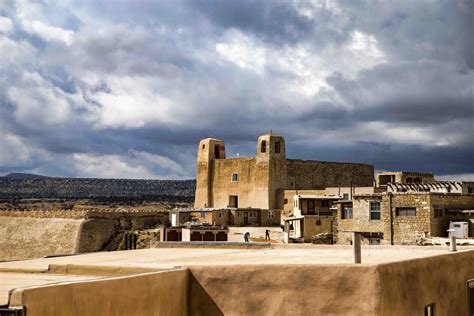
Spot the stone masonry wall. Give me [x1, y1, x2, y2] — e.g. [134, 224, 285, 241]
[382, 193, 431, 245]
[337, 196, 385, 244]
[285, 159, 374, 190]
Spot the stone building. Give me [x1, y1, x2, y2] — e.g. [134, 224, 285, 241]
[336, 189, 474, 245]
[194, 133, 374, 211]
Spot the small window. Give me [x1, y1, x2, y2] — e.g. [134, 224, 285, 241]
[433, 208, 443, 218]
[261, 140, 266, 153]
[229, 195, 238, 208]
[219, 212, 225, 218]
[424, 303, 435, 316]
[214, 145, 221, 158]
[284, 198, 288, 205]
[275, 141, 281, 153]
[396, 207, 416, 217]
[370, 201, 381, 220]
[202, 144, 205, 149]
[268, 210, 274, 219]
[200, 212, 206, 218]
[341, 203, 353, 219]
[231, 173, 238, 182]
[321, 200, 330, 207]
[343, 193, 349, 200]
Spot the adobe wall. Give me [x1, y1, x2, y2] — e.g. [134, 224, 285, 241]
[9, 269, 189, 316]
[285, 159, 374, 190]
[0, 216, 117, 261]
[0, 217, 84, 261]
[378, 250, 474, 315]
[188, 265, 381, 316]
[211, 158, 271, 209]
[302, 216, 333, 240]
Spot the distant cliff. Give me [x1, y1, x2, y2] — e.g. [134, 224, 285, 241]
[0, 176, 196, 200]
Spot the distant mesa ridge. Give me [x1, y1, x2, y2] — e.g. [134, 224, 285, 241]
[3, 172, 49, 179]
[0, 173, 196, 200]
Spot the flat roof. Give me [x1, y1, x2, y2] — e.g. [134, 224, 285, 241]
[1, 245, 472, 272]
[1, 245, 473, 307]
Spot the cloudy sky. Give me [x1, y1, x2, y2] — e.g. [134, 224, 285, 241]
[0, 0, 472, 180]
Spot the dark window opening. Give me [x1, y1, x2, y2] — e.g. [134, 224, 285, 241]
[321, 200, 330, 208]
[214, 145, 221, 158]
[231, 173, 238, 182]
[229, 195, 238, 208]
[261, 140, 266, 153]
[341, 203, 353, 219]
[434, 208, 443, 218]
[307, 200, 315, 215]
[284, 198, 288, 205]
[202, 144, 205, 149]
[275, 141, 281, 153]
[396, 207, 416, 217]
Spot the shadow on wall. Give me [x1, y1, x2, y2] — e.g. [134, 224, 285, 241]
[189, 273, 224, 316]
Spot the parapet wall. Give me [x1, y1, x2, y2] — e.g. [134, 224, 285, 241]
[9, 269, 189, 316]
[188, 264, 381, 315]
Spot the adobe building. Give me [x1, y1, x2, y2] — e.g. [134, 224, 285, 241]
[195, 133, 374, 211]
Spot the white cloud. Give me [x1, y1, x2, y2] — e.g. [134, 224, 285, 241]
[72, 150, 186, 179]
[0, 16, 13, 33]
[22, 20, 74, 46]
[216, 30, 267, 74]
[7, 71, 72, 125]
[72, 153, 154, 179]
[345, 30, 386, 70]
[88, 76, 178, 129]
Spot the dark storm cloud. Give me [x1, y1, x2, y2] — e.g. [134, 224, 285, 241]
[0, 0, 472, 179]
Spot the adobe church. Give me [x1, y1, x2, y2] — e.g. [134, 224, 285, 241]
[195, 133, 374, 210]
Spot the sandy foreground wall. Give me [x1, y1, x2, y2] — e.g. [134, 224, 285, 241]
[188, 251, 474, 315]
[0, 217, 116, 261]
[9, 269, 189, 316]
[5, 251, 474, 315]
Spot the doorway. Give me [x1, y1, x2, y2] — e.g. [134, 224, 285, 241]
[243, 212, 249, 225]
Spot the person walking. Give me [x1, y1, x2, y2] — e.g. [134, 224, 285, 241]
[265, 229, 271, 241]
[244, 231, 250, 242]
